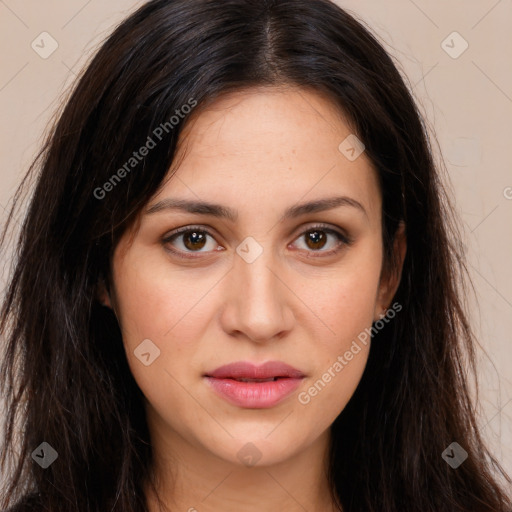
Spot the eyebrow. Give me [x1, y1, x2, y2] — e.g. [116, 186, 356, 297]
[145, 195, 367, 222]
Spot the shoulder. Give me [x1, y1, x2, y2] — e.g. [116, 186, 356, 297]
[3, 493, 43, 512]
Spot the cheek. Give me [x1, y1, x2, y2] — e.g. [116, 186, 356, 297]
[298, 344, 369, 430]
[110, 252, 221, 406]
[296, 274, 374, 425]
[293, 244, 381, 418]
[298, 244, 382, 348]
[111, 250, 219, 346]
[114, 267, 206, 434]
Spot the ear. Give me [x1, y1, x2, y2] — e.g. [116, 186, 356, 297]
[374, 221, 406, 321]
[96, 278, 112, 309]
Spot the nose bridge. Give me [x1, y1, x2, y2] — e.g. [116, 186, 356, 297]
[224, 241, 292, 342]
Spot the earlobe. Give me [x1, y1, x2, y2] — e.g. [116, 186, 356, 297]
[374, 221, 407, 322]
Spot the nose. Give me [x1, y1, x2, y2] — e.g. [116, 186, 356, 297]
[219, 247, 295, 343]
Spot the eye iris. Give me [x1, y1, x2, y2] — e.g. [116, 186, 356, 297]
[306, 230, 326, 250]
[183, 231, 207, 250]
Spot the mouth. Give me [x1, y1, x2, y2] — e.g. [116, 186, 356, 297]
[203, 361, 305, 408]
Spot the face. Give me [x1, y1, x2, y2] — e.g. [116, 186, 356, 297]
[102, 87, 404, 469]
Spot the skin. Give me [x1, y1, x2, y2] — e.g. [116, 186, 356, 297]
[99, 86, 406, 512]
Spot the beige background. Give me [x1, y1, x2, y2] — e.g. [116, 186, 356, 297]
[1, 0, 511, 482]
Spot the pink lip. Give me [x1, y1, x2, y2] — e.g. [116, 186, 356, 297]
[204, 361, 305, 409]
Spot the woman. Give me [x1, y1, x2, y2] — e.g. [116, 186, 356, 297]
[1, 0, 510, 510]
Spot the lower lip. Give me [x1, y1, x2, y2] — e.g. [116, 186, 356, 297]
[204, 376, 303, 408]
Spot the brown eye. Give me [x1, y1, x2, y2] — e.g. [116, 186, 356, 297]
[163, 224, 352, 260]
[163, 227, 219, 257]
[291, 225, 351, 256]
[304, 230, 327, 250]
[182, 231, 207, 251]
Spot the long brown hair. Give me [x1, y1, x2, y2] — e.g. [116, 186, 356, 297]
[1, 0, 511, 510]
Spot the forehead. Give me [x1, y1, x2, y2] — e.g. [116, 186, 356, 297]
[149, 87, 381, 225]
[176, 86, 357, 165]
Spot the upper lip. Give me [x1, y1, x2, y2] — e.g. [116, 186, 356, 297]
[204, 361, 305, 379]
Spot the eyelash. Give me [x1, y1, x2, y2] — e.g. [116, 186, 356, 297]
[162, 224, 353, 260]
